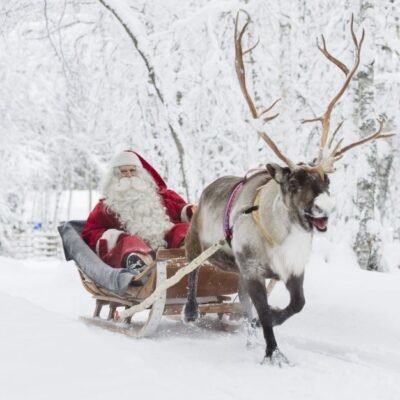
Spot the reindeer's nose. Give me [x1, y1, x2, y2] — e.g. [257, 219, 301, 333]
[313, 192, 334, 216]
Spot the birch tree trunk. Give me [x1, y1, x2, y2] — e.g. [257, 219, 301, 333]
[353, 2, 383, 271]
[278, 14, 292, 104]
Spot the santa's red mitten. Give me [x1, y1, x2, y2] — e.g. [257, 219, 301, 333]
[98, 239, 108, 258]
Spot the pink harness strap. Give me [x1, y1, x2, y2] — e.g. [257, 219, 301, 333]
[223, 180, 244, 245]
[222, 168, 267, 246]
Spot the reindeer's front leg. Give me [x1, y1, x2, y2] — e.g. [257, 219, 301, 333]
[244, 277, 279, 358]
[270, 274, 305, 326]
[237, 250, 285, 363]
[239, 273, 287, 365]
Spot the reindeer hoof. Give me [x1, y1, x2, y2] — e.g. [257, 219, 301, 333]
[182, 303, 199, 323]
[250, 318, 261, 328]
[261, 348, 291, 367]
[244, 318, 260, 348]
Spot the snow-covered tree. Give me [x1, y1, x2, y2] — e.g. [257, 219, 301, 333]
[0, 0, 398, 269]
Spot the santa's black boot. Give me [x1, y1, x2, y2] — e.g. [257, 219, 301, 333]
[125, 253, 147, 274]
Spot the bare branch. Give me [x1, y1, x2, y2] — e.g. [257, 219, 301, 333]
[97, 0, 190, 199]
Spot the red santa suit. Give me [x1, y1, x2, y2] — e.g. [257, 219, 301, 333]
[81, 151, 193, 268]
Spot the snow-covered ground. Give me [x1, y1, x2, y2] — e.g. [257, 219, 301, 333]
[0, 236, 399, 400]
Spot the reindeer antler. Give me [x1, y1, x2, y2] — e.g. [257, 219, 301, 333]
[235, 12, 394, 175]
[234, 10, 297, 170]
[332, 116, 395, 159]
[302, 14, 394, 173]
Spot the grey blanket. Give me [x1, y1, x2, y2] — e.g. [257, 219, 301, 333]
[58, 221, 134, 294]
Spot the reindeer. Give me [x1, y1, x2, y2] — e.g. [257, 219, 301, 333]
[184, 11, 394, 365]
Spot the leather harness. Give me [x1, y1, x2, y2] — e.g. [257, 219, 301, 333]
[223, 169, 275, 247]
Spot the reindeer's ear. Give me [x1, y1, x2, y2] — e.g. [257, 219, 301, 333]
[266, 163, 290, 184]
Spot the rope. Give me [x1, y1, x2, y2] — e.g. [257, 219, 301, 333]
[117, 239, 226, 320]
[252, 190, 276, 246]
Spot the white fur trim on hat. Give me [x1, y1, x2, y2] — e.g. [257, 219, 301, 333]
[111, 151, 142, 168]
[180, 204, 192, 223]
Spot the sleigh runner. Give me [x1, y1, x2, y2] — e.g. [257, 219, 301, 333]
[58, 221, 242, 337]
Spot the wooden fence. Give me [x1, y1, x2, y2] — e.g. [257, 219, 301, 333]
[11, 231, 63, 259]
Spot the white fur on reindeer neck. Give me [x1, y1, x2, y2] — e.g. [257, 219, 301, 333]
[257, 181, 313, 282]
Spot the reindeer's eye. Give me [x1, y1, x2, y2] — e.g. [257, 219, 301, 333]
[288, 179, 299, 193]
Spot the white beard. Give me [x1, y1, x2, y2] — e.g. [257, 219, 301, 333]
[103, 168, 173, 249]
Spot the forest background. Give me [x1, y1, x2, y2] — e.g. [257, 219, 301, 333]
[0, 0, 399, 271]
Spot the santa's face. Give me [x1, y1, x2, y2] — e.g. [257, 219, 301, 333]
[105, 165, 157, 196]
[118, 165, 137, 178]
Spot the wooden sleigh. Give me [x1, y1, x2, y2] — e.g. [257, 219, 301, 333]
[58, 221, 242, 337]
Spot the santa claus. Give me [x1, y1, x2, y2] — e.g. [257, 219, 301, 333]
[81, 150, 194, 274]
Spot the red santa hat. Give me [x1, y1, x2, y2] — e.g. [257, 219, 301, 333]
[111, 151, 142, 168]
[105, 150, 167, 192]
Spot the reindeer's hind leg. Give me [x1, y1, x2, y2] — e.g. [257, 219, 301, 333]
[183, 217, 202, 322]
[238, 276, 254, 321]
[184, 269, 200, 322]
[238, 276, 258, 346]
